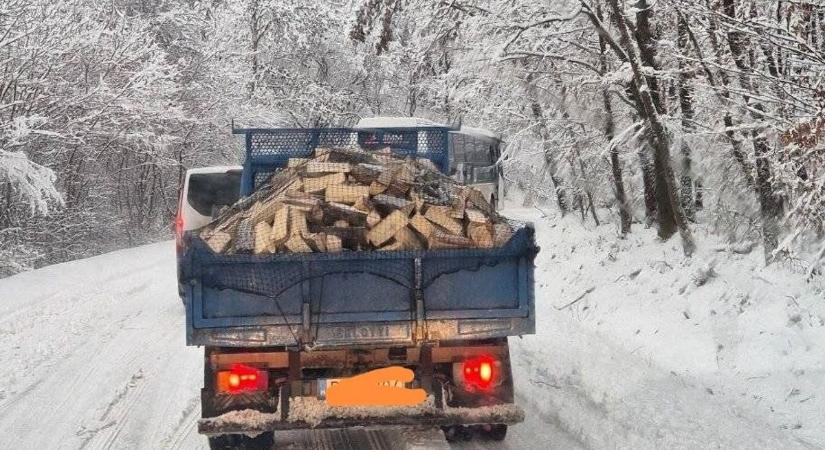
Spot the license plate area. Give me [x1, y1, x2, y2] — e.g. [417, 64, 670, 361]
[317, 377, 408, 400]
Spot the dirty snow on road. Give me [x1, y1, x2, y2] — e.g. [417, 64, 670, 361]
[1, 208, 822, 449]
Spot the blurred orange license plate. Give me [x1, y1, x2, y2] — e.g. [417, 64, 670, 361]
[322, 366, 427, 407]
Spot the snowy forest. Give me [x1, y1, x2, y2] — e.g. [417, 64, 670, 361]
[2, 0, 824, 277]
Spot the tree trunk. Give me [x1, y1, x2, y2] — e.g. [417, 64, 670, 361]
[598, 3, 631, 235]
[677, 14, 696, 221]
[722, 0, 783, 263]
[606, 0, 696, 256]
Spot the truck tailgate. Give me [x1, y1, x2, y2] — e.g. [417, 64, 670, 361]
[182, 223, 537, 347]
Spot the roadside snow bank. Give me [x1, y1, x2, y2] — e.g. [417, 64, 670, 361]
[508, 209, 825, 449]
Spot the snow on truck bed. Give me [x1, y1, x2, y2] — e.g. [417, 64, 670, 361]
[0, 207, 823, 449]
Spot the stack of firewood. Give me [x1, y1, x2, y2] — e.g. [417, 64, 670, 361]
[198, 148, 513, 254]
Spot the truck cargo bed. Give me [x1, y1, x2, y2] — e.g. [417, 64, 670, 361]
[181, 223, 537, 348]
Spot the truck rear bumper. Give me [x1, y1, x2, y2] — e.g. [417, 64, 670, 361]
[198, 402, 524, 436]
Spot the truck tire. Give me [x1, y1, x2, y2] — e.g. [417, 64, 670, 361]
[208, 433, 274, 450]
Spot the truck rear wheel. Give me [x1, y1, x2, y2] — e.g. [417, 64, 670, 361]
[207, 433, 274, 450]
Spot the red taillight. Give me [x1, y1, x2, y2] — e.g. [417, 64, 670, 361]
[216, 364, 268, 394]
[175, 214, 185, 252]
[462, 355, 497, 390]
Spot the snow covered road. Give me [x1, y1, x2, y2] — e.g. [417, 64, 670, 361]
[2, 208, 822, 449]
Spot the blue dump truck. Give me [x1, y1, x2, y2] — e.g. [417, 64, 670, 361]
[178, 125, 538, 449]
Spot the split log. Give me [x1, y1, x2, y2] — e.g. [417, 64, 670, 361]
[303, 172, 346, 193]
[235, 219, 255, 253]
[429, 230, 474, 249]
[254, 221, 272, 254]
[326, 185, 370, 204]
[464, 187, 493, 215]
[269, 206, 290, 247]
[206, 232, 231, 253]
[424, 206, 463, 235]
[393, 226, 423, 250]
[250, 199, 285, 225]
[465, 209, 487, 224]
[320, 227, 368, 250]
[325, 234, 343, 252]
[367, 210, 409, 246]
[322, 202, 367, 226]
[372, 194, 414, 216]
[366, 210, 382, 228]
[353, 195, 372, 212]
[304, 233, 327, 252]
[306, 162, 351, 174]
[289, 208, 308, 237]
[468, 222, 494, 249]
[409, 214, 434, 240]
[369, 181, 388, 196]
[350, 164, 382, 184]
[284, 235, 313, 253]
[288, 158, 309, 168]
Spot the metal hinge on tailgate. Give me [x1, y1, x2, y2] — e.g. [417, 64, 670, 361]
[414, 258, 425, 343]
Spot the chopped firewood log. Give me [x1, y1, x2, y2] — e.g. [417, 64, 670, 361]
[367, 210, 409, 246]
[366, 210, 381, 228]
[493, 223, 513, 247]
[289, 208, 308, 237]
[468, 222, 494, 248]
[269, 206, 289, 247]
[384, 165, 413, 198]
[350, 164, 382, 184]
[282, 194, 320, 212]
[409, 214, 434, 240]
[304, 233, 327, 252]
[254, 221, 272, 254]
[465, 209, 487, 224]
[206, 231, 231, 253]
[320, 227, 367, 249]
[369, 180, 388, 196]
[353, 195, 371, 212]
[325, 234, 343, 252]
[376, 167, 395, 186]
[464, 187, 493, 215]
[424, 206, 464, 235]
[372, 194, 414, 216]
[249, 199, 284, 225]
[393, 226, 423, 250]
[308, 205, 324, 224]
[306, 162, 351, 174]
[303, 172, 346, 193]
[197, 147, 514, 255]
[429, 229, 474, 249]
[286, 178, 304, 192]
[288, 158, 309, 168]
[450, 190, 467, 219]
[322, 202, 367, 226]
[284, 235, 313, 253]
[235, 219, 255, 253]
[326, 185, 370, 204]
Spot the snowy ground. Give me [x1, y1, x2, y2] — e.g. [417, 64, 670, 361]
[0, 208, 822, 449]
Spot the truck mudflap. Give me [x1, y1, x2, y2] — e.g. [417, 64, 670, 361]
[198, 398, 524, 436]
